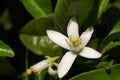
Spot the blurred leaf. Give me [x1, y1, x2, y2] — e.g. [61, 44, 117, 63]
[21, 0, 52, 18]
[98, 0, 109, 19]
[101, 20, 120, 47]
[108, 0, 120, 9]
[54, 0, 99, 33]
[20, 34, 63, 56]
[20, 15, 54, 35]
[0, 9, 12, 31]
[0, 41, 14, 57]
[96, 60, 113, 69]
[70, 64, 120, 80]
[35, 68, 59, 80]
[101, 41, 120, 54]
[0, 63, 15, 76]
[35, 68, 48, 80]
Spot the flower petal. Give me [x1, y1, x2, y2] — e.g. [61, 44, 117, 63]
[31, 60, 49, 73]
[58, 51, 77, 78]
[67, 17, 79, 38]
[47, 30, 70, 50]
[80, 26, 94, 47]
[48, 62, 58, 75]
[79, 47, 102, 59]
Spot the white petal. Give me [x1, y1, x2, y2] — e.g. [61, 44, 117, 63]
[48, 62, 58, 76]
[67, 17, 79, 38]
[47, 30, 70, 50]
[80, 26, 94, 47]
[79, 47, 102, 59]
[31, 60, 48, 73]
[58, 51, 77, 78]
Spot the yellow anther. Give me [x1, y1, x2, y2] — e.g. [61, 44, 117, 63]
[26, 68, 33, 75]
[69, 36, 81, 47]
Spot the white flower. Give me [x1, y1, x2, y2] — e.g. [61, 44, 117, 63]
[47, 17, 102, 78]
[26, 56, 59, 76]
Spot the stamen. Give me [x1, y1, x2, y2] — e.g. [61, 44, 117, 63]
[69, 36, 82, 47]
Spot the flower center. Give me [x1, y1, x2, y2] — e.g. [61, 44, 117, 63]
[69, 36, 82, 47]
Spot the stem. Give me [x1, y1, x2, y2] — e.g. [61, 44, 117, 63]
[25, 49, 28, 80]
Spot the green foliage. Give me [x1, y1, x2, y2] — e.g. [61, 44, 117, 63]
[98, 0, 109, 19]
[20, 34, 62, 56]
[20, 15, 54, 35]
[21, 0, 52, 18]
[108, 0, 120, 9]
[0, 63, 15, 76]
[0, 41, 14, 57]
[54, 0, 99, 33]
[1, 0, 120, 79]
[0, 9, 12, 31]
[70, 64, 120, 80]
[101, 20, 120, 47]
[101, 41, 120, 54]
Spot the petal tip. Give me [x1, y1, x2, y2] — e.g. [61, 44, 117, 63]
[87, 26, 94, 33]
[97, 53, 102, 58]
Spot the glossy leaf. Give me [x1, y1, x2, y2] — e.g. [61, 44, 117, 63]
[20, 15, 54, 35]
[0, 41, 14, 57]
[70, 64, 120, 80]
[54, 0, 99, 33]
[21, 0, 52, 18]
[101, 20, 120, 47]
[98, 0, 109, 19]
[20, 34, 63, 56]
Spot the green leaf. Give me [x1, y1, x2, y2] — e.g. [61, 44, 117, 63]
[98, 0, 109, 19]
[20, 15, 54, 35]
[87, 38, 99, 50]
[101, 20, 120, 47]
[108, 0, 120, 9]
[20, 34, 63, 56]
[35, 68, 48, 80]
[101, 41, 120, 54]
[70, 64, 120, 80]
[21, 0, 52, 18]
[0, 63, 15, 76]
[0, 9, 12, 31]
[96, 60, 113, 69]
[0, 41, 14, 57]
[54, 0, 99, 33]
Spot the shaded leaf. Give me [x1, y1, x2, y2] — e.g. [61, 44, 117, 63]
[101, 41, 120, 54]
[21, 0, 52, 18]
[0, 41, 14, 57]
[20, 34, 63, 56]
[108, 0, 120, 9]
[0, 9, 12, 31]
[96, 60, 113, 69]
[0, 63, 15, 76]
[54, 0, 99, 33]
[87, 38, 99, 50]
[35, 68, 48, 80]
[101, 20, 120, 47]
[98, 0, 109, 19]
